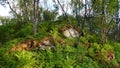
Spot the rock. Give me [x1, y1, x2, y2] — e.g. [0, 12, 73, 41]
[42, 39, 51, 45]
[37, 37, 56, 50]
[8, 39, 37, 53]
[38, 44, 55, 50]
[59, 25, 80, 38]
[63, 28, 79, 38]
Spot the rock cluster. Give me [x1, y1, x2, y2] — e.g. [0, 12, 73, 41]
[9, 37, 55, 53]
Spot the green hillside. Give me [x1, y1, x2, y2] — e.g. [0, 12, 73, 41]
[0, 21, 120, 68]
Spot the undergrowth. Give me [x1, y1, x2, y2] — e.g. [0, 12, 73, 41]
[0, 22, 120, 68]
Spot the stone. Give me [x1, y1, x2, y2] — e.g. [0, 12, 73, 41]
[37, 37, 55, 50]
[63, 28, 79, 38]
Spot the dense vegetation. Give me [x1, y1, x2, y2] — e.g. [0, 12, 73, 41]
[0, 0, 120, 68]
[0, 21, 120, 68]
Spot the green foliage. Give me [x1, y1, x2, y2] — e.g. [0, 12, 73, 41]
[88, 42, 117, 67]
[43, 10, 58, 21]
[57, 14, 76, 22]
[14, 23, 33, 38]
[0, 51, 37, 68]
[0, 23, 15, 44]
[0, 22, 34, 44]
[112, 42, 120, 62]
[74, 56, 101, 68]
[88, 43, 101, 58]
[80, 36, 88, 43]
[71, 0, 83, 15]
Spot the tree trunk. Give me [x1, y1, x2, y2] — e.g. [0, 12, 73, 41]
[33, 0, 37, 37]
[100, 0, 107, 45]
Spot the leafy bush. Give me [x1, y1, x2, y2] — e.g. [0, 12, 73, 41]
[14, 23, 33, 38]
[0, 51, 37, 68]
[43, 10, 58, 21]
[112, 42, 120, 62]
[0, 23, 15, 44]
[73, 56, 101, 68]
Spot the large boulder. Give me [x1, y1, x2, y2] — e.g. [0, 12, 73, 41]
[63, 28, 79, 38]
[59, 25, 80, 38]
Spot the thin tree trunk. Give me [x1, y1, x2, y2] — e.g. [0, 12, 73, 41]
[100, 0, 107, 45]
[33, 0, 39, 37]
[33, 0, 37, 37]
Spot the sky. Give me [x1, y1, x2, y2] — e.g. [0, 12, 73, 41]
[0, 0, 89, 17]
[0, 5, 10, 16]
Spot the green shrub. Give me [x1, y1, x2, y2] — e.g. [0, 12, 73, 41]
[14, 24, 33, 38]
[0, 51, 37, 68]
[112, 42, 120, 62]
[73, 56, 101, 68]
